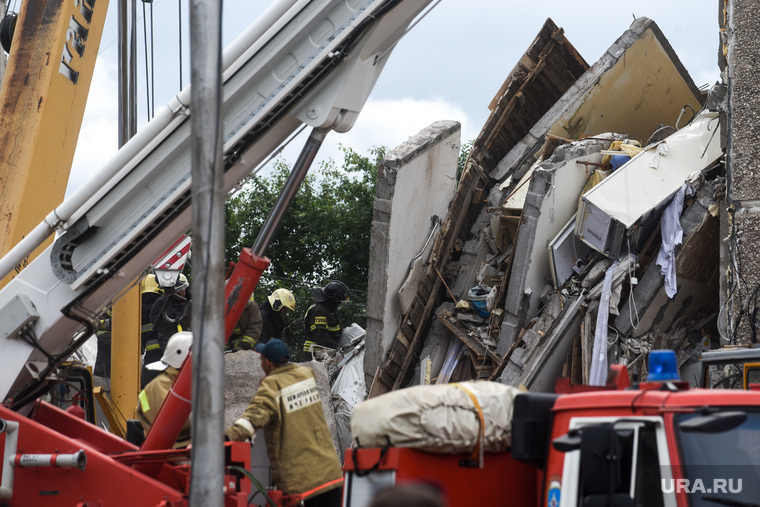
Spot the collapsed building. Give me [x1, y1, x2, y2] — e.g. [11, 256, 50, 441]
[362, 17, 726, 397]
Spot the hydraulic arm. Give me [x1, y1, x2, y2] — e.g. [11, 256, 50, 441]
[0, 0, 434, 407]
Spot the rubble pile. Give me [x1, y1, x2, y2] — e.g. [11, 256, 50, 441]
[367, 16, 730, 396]
[419, 117, 724, 391]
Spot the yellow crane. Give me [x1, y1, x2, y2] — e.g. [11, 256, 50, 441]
[0, 0, 141, 434]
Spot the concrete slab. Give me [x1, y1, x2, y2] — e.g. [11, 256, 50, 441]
[493, 17, 704, 182]
[365, 120, 460, 385]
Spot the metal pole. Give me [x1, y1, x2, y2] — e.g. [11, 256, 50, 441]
[189, 0, 224, 504]
[129, 0, 137, 135]
[251, 128, 327, 258]
[117, 0, 128, 146]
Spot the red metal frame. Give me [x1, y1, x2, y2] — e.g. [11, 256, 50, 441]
[0, 403, 187, 506]
[344, 447, 540, 506]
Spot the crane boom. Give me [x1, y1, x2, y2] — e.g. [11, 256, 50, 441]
[0, 0, 435, 403]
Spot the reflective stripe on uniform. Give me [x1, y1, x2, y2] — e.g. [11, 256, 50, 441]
[139, 390, 150, 413]
[145, 342, 161, 351]
[309, 317, 340, 333]
[240, 335, 257, 347]
[303, 340, 332, 352]
[141, 323, 153, 333]
[234, 418, 255, 436]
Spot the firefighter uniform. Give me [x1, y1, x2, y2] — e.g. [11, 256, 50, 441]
[227, 299, 263, 350]
[144, 292, 191, 387]
[225, 362, 343, 500]
[136, 366, 191, 448]
[259, 299, 285, 342]
[304, 301, 342, 349]
[140, 274, 162, 352]
[94, 308, 112, 377]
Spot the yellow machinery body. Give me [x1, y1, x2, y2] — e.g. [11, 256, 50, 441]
[0, 0, 109, 278]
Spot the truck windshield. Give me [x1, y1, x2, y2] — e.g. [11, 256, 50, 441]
[676, 411, 760, 506]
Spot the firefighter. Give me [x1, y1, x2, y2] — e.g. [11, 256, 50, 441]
[136, 331, 193, 447]
[93, 307, 112, 378]
[143, 274, 191, 386]
[225, 339, 343, 506]
[140, 273, 163, 353]
[259, 288, 296, 342]
[226, 297, 263, 351]
[304, 280, 349, 350]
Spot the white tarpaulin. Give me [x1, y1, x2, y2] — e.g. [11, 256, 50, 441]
[351, 380, 519, 454]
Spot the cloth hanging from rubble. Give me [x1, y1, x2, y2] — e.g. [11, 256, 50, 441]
[590, 261, 618, 386]
[656, 182, 696, 298]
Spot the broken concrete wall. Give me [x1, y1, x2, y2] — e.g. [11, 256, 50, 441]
[368, 17, 720, 398]
[497, 137, 620, 356]
[364, 121, 460, 385]
[493, 17, 703, 182]
[491, 17, 705, 357]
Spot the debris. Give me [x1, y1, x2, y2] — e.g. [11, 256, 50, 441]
[366, 17, 723, 399]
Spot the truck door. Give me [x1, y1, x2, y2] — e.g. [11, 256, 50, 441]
[558, 417, 676, 507]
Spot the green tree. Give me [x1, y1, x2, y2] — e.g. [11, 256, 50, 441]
[224, 145, 385, 358]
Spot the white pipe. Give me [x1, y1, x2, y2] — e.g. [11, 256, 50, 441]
[16, 450, 87, 470]
[0, 0, 304, 282]
[0, 420, 18, 500]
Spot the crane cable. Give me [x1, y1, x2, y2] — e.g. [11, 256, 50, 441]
[177, 0, 183, 90]
[141, 0, 156, 119]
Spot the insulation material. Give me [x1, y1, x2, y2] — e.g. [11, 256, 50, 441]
[590, 261, 618, 386]
[331, 350, 366, 408]
[351, 381, 519, 453]
[437, 340, 465, 384]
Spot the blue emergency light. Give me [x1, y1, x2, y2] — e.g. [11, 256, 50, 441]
[647, 350, 680, 381]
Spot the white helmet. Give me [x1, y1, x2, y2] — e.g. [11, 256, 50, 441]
[146, 331, 193, 370]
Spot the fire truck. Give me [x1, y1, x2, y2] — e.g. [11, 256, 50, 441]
[0, 0, 436, 504]
[343, 350, 760, 507]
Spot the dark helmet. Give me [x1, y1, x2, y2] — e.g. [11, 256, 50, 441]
[323, 280, 349, 302]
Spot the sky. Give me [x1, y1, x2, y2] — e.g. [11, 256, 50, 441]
[67, 0, 721, 198]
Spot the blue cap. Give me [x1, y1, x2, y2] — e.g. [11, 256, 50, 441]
[254, 339, 290, 363]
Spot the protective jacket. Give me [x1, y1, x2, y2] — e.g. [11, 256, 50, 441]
[259, 300, 284, 342]
[227, 300, 263, 350]
[225, 363, 342, 497]
[94, 308, 112, 377]
[136, 367, 191, 448]
[304, 302, 342, 349]
[144, 294, 191, 386]
[141, 291, 161, 350]
[150, 294, 192, 343]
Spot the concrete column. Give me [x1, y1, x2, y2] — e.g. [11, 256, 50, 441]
[723, 0, 760, 344]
